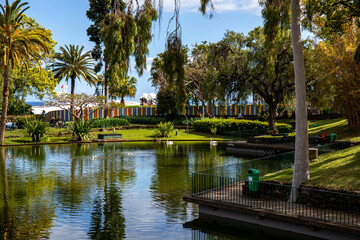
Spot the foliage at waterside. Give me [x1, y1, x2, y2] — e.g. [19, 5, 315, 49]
[193, 118, 292, 133]
[70, 120, 93, 141]
[156, 122, 174, 137]
[25, 119, 49, 142]
[91, 118, 129, 128]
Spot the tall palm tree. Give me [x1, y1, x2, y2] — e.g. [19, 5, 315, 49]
[110, 76, 137, 105]
[0, 0, 50, 145]
[51, 45, 97, 110]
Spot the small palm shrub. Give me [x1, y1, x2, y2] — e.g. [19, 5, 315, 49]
[25, 119, 49, 142]
[156, 122, 174, 137]
[70, 120, 93, 141]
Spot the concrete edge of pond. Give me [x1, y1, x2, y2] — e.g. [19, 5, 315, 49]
[0, 139, 232, 147]
[183, 195, 360, 240]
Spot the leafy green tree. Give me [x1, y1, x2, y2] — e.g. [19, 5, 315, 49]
[109, 76, 137, 104]
[100, 0, 157, 90]
[302, 0, 360, 41]
[51, 45, 97, 110]
[155, 88, 177, 116]
[86, 0, 111, 102]
[185, 43, 221, 117]
[0, 0, 51, 145]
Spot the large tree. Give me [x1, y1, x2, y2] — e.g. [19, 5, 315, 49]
[86, 0, 111, 101]
[256, 0, 309, 198]
[51, 45, 97, 110]
[100, 0, 157, 97]
[0, 0, 51, 145]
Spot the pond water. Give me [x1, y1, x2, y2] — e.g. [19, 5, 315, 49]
[0, 142, 293, 239]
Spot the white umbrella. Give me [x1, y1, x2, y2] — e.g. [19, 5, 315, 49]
[148, 93, 156, 100]
[141, 93, 149, 99]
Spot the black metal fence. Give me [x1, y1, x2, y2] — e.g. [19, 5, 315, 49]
[191, 142, 359, 227]
[192, 174, 360, 226]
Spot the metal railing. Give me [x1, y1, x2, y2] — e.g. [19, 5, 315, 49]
[191, 141, 358, 227]
[192, 174, 360, 226]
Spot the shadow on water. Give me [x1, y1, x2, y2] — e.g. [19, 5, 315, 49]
[183, 216, 325, 240]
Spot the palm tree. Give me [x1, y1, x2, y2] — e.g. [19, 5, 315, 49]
[0, 0, 50, 145]
[51, 45, 97, 110]
[110, 76, 137, 105]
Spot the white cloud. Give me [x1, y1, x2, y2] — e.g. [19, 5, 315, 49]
[159, 0, 260, 14]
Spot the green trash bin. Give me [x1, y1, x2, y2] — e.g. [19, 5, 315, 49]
[330, 133, 337, 142]
[248, 169, 260, 191]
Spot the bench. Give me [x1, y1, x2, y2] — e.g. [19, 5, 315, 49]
[98, 133, 123, 140]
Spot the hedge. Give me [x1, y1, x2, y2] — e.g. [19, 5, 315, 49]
[193, 118, 293, 133]
[91, 118, 130, 128]
[123, 116, 201, 125]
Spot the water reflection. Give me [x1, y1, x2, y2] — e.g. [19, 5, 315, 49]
[0, 142, 293, 239]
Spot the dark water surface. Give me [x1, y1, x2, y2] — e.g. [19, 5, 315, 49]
[0, 142, 291, 239]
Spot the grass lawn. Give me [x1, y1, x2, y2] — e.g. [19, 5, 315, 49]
[2, 127, 231, 145]
[277, 118, 360, 141]
[262, 144, 360, 191]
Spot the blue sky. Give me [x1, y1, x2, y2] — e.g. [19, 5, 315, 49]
[23, 0, 263, 102]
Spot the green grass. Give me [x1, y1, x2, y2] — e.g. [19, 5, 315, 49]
[262, 144, 360, 191]
[2, 127, 231, 145]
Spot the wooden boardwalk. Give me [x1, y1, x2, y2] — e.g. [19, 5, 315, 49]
[194, 182, 360, 227]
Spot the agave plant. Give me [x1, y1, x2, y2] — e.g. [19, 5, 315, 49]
[70, 120, 93, 141]
[25, 119, 49, 142]
[156, 122, 174, 137]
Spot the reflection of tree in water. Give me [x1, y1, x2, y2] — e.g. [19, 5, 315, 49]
[0, 147, 55, 239]
[54, 144, 94, 213]
[150, 143, 222, 221]
[8, 145, 46, 170]
[88, 143, 132, 240]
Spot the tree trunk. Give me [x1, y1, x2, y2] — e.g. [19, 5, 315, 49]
[0, 65, 10, 145]
[290, 0, 309, 202]
[268, 102, 277, 133]
[0, 148, 9, 238]
[70, 76, 76, 112]
[104, 62, 109, 118]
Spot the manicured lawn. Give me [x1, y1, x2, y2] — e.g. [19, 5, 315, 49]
[262, 144, 360, 191]
[2, 127, 231, 145]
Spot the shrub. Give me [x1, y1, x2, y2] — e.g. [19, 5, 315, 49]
[91, 118, 130, 128]
[156, 122, 174, 137]
[193, 118, 293, 133]
[15, 116, 36, 129]
[70, 120, 93, 141]
[25, 119, 48, 142]
[123, 116, 201, 125]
